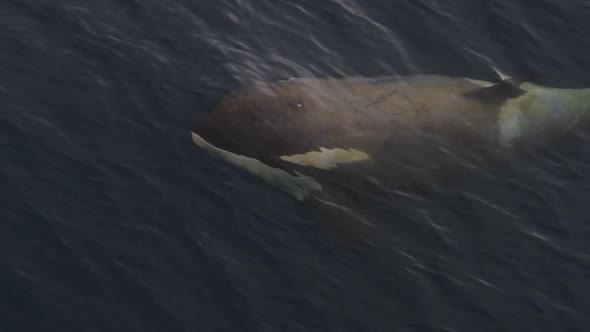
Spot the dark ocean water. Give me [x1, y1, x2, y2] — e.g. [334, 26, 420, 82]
[2, 0, 590, 331]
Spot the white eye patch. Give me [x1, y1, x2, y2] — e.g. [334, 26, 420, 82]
[280, 148, 370, 170]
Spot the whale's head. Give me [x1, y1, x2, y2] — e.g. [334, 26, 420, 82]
[497, 83, 590, 146]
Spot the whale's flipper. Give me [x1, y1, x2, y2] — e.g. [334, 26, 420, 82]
[464, 73, 543, 103]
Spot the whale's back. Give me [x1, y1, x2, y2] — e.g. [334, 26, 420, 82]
[192, 75, 510, 189]
[194, 75, 500, 157]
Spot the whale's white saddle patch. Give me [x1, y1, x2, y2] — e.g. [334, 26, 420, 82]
[191, 132, 322, 200]
[497, 103, 523, 146]
[497, 85, 578, 146]
[280, 148, 370, 170]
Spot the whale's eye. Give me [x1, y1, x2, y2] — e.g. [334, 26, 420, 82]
[287, 101, 305, 110]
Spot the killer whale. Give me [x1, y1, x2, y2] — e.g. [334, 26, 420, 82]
[191, 74, 590, 237]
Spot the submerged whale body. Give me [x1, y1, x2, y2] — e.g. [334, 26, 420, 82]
[191, 74, 590, 237]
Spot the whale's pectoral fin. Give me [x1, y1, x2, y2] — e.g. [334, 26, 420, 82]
[302, 195, 375, 243]
[464, 73, 543, 103]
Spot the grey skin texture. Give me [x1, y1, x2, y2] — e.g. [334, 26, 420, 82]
[191, 75, 590, 239]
